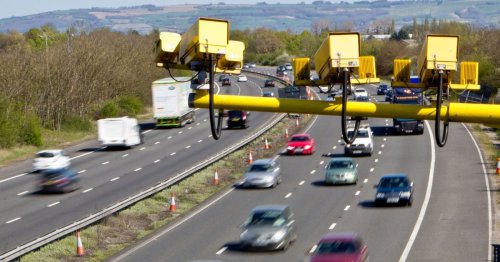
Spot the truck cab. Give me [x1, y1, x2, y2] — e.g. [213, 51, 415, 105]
[391, 88, 424, 135]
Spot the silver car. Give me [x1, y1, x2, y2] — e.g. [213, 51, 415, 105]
[240, 205, 297, 251]
[325, 157, 358, 185]
[242, 159, 281, 188]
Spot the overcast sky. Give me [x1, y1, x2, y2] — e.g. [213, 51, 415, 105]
[1, 0, 326, 19]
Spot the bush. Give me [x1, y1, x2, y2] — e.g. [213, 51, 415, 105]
[99, 100, 119, 118]
[61, 115, 93, 132]
[118, 95, 143, 116]
[19, 114, 43, 147]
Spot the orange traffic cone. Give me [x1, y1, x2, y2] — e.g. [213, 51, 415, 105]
[169, 192, 177, 212]
[285, 128, 289, 139]
[248, 151, 253, 164]
[496, 157, 500, 175]
[76, 230, 85, 257]
[214, 169, 219, 185]
[264, 138, 270, 150]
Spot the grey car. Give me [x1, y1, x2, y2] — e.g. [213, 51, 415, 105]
[325, 157, 358, 185]
[240, 205, 297, 251]
[242, 159, 281, 188]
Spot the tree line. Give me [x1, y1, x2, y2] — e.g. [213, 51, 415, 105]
[0, 20, 498, 148]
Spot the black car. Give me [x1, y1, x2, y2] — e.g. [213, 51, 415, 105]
[377, 84, 389, 95]
[264, 79, 275, 87]
[221, 77, 231, 86]
[218, 74, 228, 82]
[385, 89, 393, 102]
[39, 168, 80, 193]
[227, 110, 249, 129]
[374, 173, 413, 206]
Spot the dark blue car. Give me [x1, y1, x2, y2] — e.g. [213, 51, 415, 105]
[377, 84, 389, 95]
[39, 168, 80, 193]
[374, 174, 413, 206]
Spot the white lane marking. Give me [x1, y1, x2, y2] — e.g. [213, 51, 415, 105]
[196, 123, 200, 126]
[17, 191, 29, 196]
[320, 160, 324, 165]
[463, 123, 493, 260]
[378, 151, 382, 154]
[355, 191, 360, 196]
[0, 173, 27, 184]
[386, 123, 389, 126]
[122, 154, 128, 158]
[78, 170, 86, 174]
[47, 201, 60, 207]
[344, 205, 350, 211]
[142, 130, 152, 134]
[168, 136, 172, 139]
[399, 120, 435, 261]
[310, 170, 316, 174]
[6, 217, 21, 224]
[381, 144, 385, 148]
[309, 245, 318, 254]
[134, 168, 142, 172]
[329, 223, 337, 230]
[198, 140, 203, 143]
[299, 180, 305, 186]
[216, 246, 227, 255]
[140, 147, 146, 151]
[102, 161, 110, 165]
[285, 193, 292, 198]
[204, 119, 207, 122]
[337, 139, 341, 143]
[70, 147, 105, 160]
[384, 138, 387, 141]
[370, 168, 374, 173]
[385, 119, 388, 122]
[178, 131, 183, 134]
[374, 159, 379, 163]
[83, 188, 93, 193]
[170, 152, 176, 156]
[333, 146, 337, 150]
[155, 141, 160, 145]
[154, 160, 160, 163]
[110, 188, 236, 261]
[208, 135, 212, 138]
[110, 177, 120, 182]
[188, 127, 193, 130]
[186, 145, 191, 149]
[363, 179, 368, 183]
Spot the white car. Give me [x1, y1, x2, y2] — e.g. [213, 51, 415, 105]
[352, 88, 369, 101]
[33, 149, 71, 172]
[343, 125, 374, 156]
[238, 75, 248, 82]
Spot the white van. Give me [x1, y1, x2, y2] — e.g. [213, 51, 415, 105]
[97, 116, 143, 148]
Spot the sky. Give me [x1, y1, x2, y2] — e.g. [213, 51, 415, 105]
[1, 0, 325, 19]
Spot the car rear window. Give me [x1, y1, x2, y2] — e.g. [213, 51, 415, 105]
[316, 241, 358, 254]
[291, 136, 309, 142]
[329, 161, 352, 169]
[228, 111, 243, 117]
[380, 177, 409, 188]
[248, 211, 286, 227]
[248, 164, 271, 172]
[347, 130, 369, 138]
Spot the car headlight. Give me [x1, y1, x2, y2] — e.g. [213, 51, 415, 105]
[287, 146, 294, 150]
[376, 193, 385, 198]
[304, 145, 312, 150]
[271, 230, 286, 242]
[346, 144, 351, 148]
[400, 191, 411, 198]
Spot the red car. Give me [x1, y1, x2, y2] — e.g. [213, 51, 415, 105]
[286, 133, 315, 155]
[310, 232, 369, 262]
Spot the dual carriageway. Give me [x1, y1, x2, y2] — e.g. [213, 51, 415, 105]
[0, 69, 491, 261]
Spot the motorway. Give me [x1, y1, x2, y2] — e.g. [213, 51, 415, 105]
[0, 73, 279, 255]
[110, 79, 491, 261]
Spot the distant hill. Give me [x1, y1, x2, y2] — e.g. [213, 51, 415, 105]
[0, 1, 498, 34]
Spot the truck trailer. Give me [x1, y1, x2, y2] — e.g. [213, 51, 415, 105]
[391, 87, 424, 135]
[97, 116, 143, 147]
[152, 77, 195, 127]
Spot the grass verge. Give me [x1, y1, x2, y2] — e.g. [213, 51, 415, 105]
[20, 114, 313, 261]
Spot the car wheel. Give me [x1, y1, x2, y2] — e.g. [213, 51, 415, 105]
[271, 180, 277, 188]
[281, 239, 291, 251]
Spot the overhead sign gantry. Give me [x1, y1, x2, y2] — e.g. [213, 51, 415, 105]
[155, 17, 499, 147]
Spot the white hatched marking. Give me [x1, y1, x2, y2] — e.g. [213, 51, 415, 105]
[378, 151, 382, 155]
[155, 141, 160, 145]
[168, 136, 172, 139]
[170, 152, 176, 156]
[188, 127, 193, 130]
[110, 177, 120, 181]
[285, 193, 292, 198]
[78, 170, 86, 174]
[102, 161, 110, 165]
[17, 191, 29, 196]
[122, 154, 128, 158]
[134, 168, 142, 172]
[363, 179, 368, 183]
[299, 180, 305, 186]
[186, 145, 191, 149]
[310, 170, 316, 174]
[320, 160, 324, 165]
[47, 202, 60, 207]
[198, 140, 203, 143]
[370, 168, 374, 172]
[154, 160, 160, 163]
[375, 159, 379, 163]
[329, 223, 337, 230]
[140, 147, 146, 151]
[344, 205, 350, 211]
[6, 217, 21, 224]
[355, 191, 360, 196]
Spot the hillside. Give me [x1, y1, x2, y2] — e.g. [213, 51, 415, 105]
[0, 1, 498, 34]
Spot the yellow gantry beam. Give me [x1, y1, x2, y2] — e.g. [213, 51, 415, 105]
[189, 92, 500, 126]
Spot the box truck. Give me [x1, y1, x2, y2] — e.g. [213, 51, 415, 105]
[152, 77, 195, 127]
[97, 116, 143, 147]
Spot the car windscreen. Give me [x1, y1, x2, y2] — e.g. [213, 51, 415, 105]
[316, 241, 358, 254]
[380, 177, 409, 188]
[37, 152, 56, 158]
[290, 136, 309, 142]
[329, 161, 353, 169]
[248, 211, 286, 227]
[248, 164, 271, 172]
[347, 130, 369, 138]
